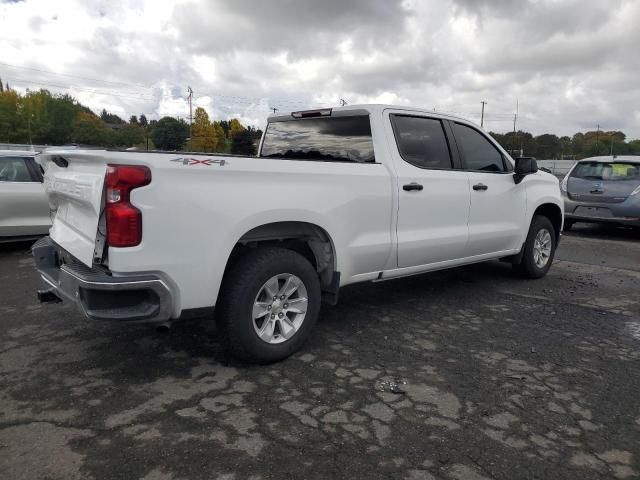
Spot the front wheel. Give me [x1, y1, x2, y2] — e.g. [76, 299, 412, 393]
[216, 247, 321, 363]
[513, 215, 557, 279]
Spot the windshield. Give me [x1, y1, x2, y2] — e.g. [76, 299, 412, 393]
[570, 161, 640, 181]
[260, 115, 375, 163]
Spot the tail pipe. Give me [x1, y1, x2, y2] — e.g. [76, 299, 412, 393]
[37, 288, 62, 304]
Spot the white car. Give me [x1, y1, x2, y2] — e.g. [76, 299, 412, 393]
[33, 105, 563, 362]
[0, 150, 51, 241]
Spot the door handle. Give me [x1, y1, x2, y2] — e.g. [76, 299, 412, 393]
[403, 183, 423, 192]
[472, 183, 488, 191]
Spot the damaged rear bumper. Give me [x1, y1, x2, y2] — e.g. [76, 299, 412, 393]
[32, 236, 173, 323]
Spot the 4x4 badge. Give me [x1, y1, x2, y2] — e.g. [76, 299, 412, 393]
[171, 158, 226, 166]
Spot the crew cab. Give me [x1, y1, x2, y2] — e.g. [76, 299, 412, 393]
[33, 105, 563, 362]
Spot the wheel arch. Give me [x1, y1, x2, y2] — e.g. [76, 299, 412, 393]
[533, 202, 563, 243]
[222, 221, 339, 302]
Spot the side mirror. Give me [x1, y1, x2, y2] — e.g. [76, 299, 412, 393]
[514, 157, 538, 184]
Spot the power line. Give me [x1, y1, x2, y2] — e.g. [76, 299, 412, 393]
[2, 62, 321, 107]
[0, 61, 151, 89]
[3, 76, 160, 101]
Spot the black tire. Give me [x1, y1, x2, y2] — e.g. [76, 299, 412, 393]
[216, 247, 321, 363]
[563, 220, 574, 232]
[513, 215, 557, 279]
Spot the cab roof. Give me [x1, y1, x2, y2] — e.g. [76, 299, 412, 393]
[268, 104, 475, 126]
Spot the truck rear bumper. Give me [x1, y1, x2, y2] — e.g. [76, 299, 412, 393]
[32, 236, 173, 323]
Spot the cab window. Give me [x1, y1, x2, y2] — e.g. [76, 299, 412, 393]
[453, 123, 507, 172]
[391, 115, 453, 170]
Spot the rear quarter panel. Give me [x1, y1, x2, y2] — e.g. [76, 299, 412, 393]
[107, 154, 394, 316]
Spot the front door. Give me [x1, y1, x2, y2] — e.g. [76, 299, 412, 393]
[388, 113, 471, 268]
[450, 122, 527, 256]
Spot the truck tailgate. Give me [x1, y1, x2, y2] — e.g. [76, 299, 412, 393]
[39, 151, 107, 266]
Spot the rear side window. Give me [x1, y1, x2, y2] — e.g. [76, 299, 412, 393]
[391, 115, 453, 169]
[260, 115, 375, 163]
[0, 157, 34, 182]
[453, 123, 506, 172]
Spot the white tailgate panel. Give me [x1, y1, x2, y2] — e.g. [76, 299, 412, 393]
[44, 158, 106, 266]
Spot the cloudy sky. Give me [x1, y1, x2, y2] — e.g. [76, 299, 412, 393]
[1, 0, 639, 137]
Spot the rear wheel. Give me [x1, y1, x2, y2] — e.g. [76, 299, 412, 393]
[216, 247, 321, 363]
[514, 215, 557, 279]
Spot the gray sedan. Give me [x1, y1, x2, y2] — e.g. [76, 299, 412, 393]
[562, 156, 640, 230]
[0, 151, 51, 241]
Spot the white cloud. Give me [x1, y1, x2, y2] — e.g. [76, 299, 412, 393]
[0, 0, 638, 136]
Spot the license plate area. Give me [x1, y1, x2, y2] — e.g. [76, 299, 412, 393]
[574, 206, 613, 218]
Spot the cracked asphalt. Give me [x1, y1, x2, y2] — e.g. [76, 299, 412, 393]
[1, 224, 639, 480]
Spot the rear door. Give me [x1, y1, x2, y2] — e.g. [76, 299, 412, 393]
[0, 155, 51, 237]
[387, 112, 471, 267]
[450, 122, 527, 256]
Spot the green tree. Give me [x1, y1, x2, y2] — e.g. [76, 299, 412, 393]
[114, 123, 145, 147]
[628, 140, 640, 155]
[559, 136, 572, 158]
[139, 114, 148, 127]
[229, 118, 245, 139]
[72, 111, 112, 146]
[42, 92, 79, 144]
[100, 109, 125, 125]
[534, 134, 561, 159]
[212, 122, 226, 151]
[191, 107, 218, 152]
[217, 120, 229, 138]
[151, 116, 188, 150]
[0, 89, 23, 142]
[231, 129, 257, 155]
[129, 115, 138, 124]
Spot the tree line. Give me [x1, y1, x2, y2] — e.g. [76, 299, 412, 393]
[0, 84, 262, 155]
[489, 130, 640, 159]
[2, 82, 639, 159]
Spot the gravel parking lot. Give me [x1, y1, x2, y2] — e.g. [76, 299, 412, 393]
[1, 225, 639, 480]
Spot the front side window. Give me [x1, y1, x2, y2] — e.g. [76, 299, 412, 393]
[391, 115, 453, 169]
[260, 115, 375, 163]
[453, 123, 506, 172]
[0, 157, 34, 182]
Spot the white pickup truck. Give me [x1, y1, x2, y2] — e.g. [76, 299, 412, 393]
[33, 104, 563, 362]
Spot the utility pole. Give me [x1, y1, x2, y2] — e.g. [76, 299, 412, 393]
[512, 99, 518, 156]
[480, 101, 487, 128]
[187, 86, 194, 151]
[610, 136, 615, 157]
[339, 98, 347, 107]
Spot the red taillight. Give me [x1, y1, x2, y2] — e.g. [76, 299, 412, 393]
[105, 165, 151, 247]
